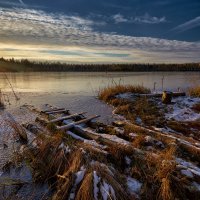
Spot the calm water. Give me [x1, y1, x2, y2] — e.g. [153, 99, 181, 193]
[1, 72, 200, 93]
[0, 71, 200, 122]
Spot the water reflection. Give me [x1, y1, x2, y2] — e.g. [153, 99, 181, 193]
[0, 72, 200, 94]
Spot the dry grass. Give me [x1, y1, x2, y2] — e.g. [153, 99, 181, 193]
[75, 172, 94, 200]
[154, 146, 177, 200]
[30, 134, 71, 182]
[132, 135, 146, 148]
[99, 84, 164, 127]
[189, 86, 200, 97]
[99, 84, 150, 102]
[91, 162, 132, 200]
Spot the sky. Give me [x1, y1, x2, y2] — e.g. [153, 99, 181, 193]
[0, 0, 200, 63]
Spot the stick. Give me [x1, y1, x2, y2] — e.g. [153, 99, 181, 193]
[49, 112, 87, 123]
[57, 115, 100, 130]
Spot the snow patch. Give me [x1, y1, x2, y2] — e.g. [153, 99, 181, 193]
[93, 171, 100, 200]
[176, 158, 200, 177]
[69, 167, 86, 200]
[165, 97, 200, 121]
[116, 93, 134, 99]
[127, 177, 142, 195]
[125, 156, 131, 166]
[100, 180, 116, 200]
[181, 169, 194, 178]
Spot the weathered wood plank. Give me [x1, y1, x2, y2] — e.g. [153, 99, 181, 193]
[57, 115, 100, 130]
[49, 112, 87, 123]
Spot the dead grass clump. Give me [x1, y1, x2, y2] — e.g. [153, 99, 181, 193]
[189, 86, 200, 97]
[159, 178, 174, 200]
[124, 123, 147, 135]
[63, 149, 84, 177]
[132, 97, 164, 126]
[106, 144, 134, 170]
[92, 162, 132, 200]
[99, 84, 150, 102]
[110, 98, 129, 107]
[132, 135, 146, 148]
[31, 134, 71, 182]
[115, 104, 131, 115]
[75, 172, 94, 200]
[52, 150, 85, 200]
[155, 146, 177, 200]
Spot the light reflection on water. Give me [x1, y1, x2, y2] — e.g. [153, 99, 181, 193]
[1, 72, 200, 94]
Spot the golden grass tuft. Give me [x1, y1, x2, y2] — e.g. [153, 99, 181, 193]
[159, 177, 174, 200]
[63, 150, 84, 177]
[99, 84, 150, 102]
[75, 172, 94, 200]
[30, 134, 71, 182]
[132, 135, 146, 148]
[189, 86, 200, 97]
[155, 146, 177, 200]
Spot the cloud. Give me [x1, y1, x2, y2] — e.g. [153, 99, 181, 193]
[111, 13, 166, 24]
[171, 16, 200, 33]
[19, 0, 25, 6]
[0, 7, 199, 63]
[112, 14, 128, 23]
[133, 13, 166, 24]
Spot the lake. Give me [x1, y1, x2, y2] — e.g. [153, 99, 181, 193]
[0, 71, 200, 123]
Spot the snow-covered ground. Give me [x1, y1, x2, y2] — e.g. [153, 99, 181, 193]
[116, 92, 200, 122]
[165, 97, 200, 121]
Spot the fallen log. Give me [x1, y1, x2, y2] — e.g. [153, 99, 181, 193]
[49, 112, 87, 123]
[125, 122, 200, 162]
[73, 126, 100, 140]
[57, 115, 100, 131]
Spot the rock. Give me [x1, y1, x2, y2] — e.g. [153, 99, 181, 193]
[162, 91, 172, 104]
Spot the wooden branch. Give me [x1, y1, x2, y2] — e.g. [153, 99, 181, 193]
[57, 115, 100, 131]
[49, 112, 87, 123]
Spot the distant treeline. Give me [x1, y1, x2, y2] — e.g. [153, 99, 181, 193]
[0, 57, 200, 72]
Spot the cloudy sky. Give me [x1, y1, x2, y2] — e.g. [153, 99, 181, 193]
[0, 0, 200, 63]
